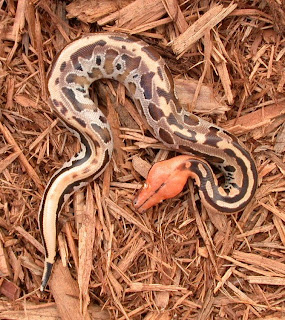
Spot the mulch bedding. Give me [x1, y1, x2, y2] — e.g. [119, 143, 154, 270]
[0, 0, 285, 319]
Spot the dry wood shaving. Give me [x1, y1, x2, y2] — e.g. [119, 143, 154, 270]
[0, 0, 285, 319]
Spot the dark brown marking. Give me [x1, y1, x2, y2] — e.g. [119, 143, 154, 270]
[182, 146, 223, 164]
[148, 103, 164, 121]
[157, 66, 163, 81]
[174, 130, 197, 143]
[66, 74, 89, 87]
[76, 88, 86, 93]
[60, 106, 68, 115]
[224, 148, 236, 158]
[66, 74, 76, 83]
[140, 72, 155, 99]
[184, 114, 199, 126]
[52, 99, 60, 107]
[114, 72, 127, 83]
[159, 128, 174, 144]
[208, 126, 220, 134]
[96, 56, 102, 65]
[55, 77, 59, 85]
[141, 46, 160, 61]
[91, 123, 112, 143]
[157, 87, 171, 103]
[62, 87, 82, 112]
[109, 35, 132, 42]
[204, 126, 223, 147]
[88, 67, 103, 79]
[205, 155, 224, 164]
[121, 54, 141, 72]
[99, 115, 107, 124]
[70, 41, 106, 69]
[73, 116, 87, 128]
[224, 165, 236, 173]
[104, 49, 119, 74]
[174, 99, 182, 113]
[167, 113, 184, 130]
[60, 61, 67, 72]
[93, 140, 100, 148]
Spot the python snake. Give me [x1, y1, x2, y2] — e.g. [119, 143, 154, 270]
[38, 33, 258, 291]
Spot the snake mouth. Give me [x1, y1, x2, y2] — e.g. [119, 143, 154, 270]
[133, 182, 166, 213]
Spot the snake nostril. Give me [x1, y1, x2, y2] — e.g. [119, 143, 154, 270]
[133, 195, 139, 206]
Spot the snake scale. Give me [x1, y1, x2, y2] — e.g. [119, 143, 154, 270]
[38, 33, 258, 291]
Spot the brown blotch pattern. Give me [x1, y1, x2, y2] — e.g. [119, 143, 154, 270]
[104, 49, 119, 75]
[184, 114, 200, 126]
[157, 87, 171, 103]
[73, 116, 87, 128]
[141, 45, 160, 61]
[174, 130, 197, 143]
[91, 158, 98, 165]
[140, 72, 155, 99]
[60, 105, 68, 115]
[157, 66, 163, 81]
[52, 99, 60, 107]
[109, 35, 138, 43]
[224, 165, 236, 172]
[70, 41, 106, 69]
[62, 87, 83, 112]
[99, 115, 107, 124]
[173, 99, 182, 113]
[88, 67, 103, 79]
[204, 126, 223, 147]
[93, 140, 100, 149]
[60, 61, 67, 72]
[121, 54, 141, 72]
[91, 123, 112, 144]
[181, 146, 224, 164]
[159, 128, 174, 144]
[115, 73, 128, 84]
[167, 113, 184, 130]
[148, 103, 165, 121]
[66, 74, 89, 87]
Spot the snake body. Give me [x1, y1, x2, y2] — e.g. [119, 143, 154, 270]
[38, 33, 258, 290]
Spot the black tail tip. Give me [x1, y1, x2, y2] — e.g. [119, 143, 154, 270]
[40, 262, 53, 291]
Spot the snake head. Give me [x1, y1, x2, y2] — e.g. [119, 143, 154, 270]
[133, 155, 194, 213]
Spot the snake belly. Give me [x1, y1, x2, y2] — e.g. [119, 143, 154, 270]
[38, 32, 258, 290]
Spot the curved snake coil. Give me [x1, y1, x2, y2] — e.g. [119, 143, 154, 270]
[38, 33, 258, 291]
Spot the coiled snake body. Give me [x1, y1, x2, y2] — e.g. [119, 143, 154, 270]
[39, 33, 258, 290]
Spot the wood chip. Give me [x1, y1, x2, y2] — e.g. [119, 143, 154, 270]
[1, 0, 284, 318]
